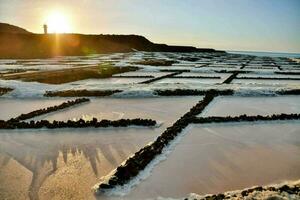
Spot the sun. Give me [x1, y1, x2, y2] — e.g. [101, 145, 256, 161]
[45, 11, 71, 33]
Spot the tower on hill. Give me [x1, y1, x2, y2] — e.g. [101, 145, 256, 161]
[43, 24, 48, 34]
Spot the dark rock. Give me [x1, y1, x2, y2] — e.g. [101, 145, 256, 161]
[241, 190, 248, 196]
[134, 59, 178, 66]
[139, 72, 181, 84]
[45, 90, 122, 97]
[99, 183, 113, 189]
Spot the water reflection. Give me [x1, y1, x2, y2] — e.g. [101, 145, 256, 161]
[0, 96, 201, 199]
[0, 127, 160, 200]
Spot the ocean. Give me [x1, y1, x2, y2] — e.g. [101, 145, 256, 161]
[227, 50, 300, 58]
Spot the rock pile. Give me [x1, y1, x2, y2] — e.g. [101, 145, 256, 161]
[186, 180, 300, 200]
[14, 98, 90, 121]
[192, 113, 300, 124]
[139, 72, 181, 84]
[45, 90, 122, 97]
[277, 89, 300, 95]
[222, 71, 239, 84]
[0, 87, 13, 96]
[155, 89, 234, 96]
[275, 71, 300, 75]
[214, 70, 250, 74]
[112, 75, 155, 78]
[134, 59, 178, 66]
[236, 76, 300, 80]
[0, 118, 156, 129]
[170, 76, 221, 79]
[160, 69, 190, 72]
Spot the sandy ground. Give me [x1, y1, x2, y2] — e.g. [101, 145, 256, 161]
[0, 128, 158, 200]
[0, 154, 32, 200]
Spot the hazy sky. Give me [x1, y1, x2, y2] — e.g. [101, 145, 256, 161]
[1, 0, 300, 53]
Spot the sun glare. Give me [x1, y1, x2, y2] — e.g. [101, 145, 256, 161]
[46, 11, 71, 33]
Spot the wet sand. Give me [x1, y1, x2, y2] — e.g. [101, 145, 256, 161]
[0, 128, 160, 200]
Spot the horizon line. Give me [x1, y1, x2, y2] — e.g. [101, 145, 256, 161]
[2, 22, 300, 55]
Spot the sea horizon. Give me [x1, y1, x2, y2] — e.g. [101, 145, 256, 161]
[227, 50, 300, 58]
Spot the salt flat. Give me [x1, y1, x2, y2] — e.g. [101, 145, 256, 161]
[156, 78, 222, 84]
[32, 97, 201, 127]
[200, 95, 300, 117]
[0, 51, 299, 200]
[0, 98, 65, 120]
[233, 78, 300, 85]
[125, 123, 300, 199]
[0, 96, 200, 200]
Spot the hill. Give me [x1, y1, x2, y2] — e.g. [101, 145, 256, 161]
[0, 23, 224, 58]
[0, 22, 31, 34]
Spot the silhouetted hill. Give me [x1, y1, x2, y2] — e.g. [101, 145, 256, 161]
[0, 23, 224, 58]
[0, 23, 31, 34]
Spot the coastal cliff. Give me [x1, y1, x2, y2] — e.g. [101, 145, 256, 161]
[0, 23, 224, 58]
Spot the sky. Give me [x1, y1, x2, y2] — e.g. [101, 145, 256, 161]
[1, 0, 300, 53]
